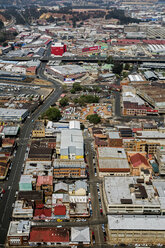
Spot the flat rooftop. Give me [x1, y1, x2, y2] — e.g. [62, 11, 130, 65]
[98, 147, 127, 159]
[0, 108, 28, 117]
[108, 131, 120, 139]
[108, 215, 165, 230]
[104, 176, 160, 206]
[98, 159, 130, 169]
[153, 180, 165, 210]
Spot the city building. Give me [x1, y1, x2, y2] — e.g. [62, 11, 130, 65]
[51, 42, 67, 56]
[46, 64, 86, 83]
[53, 160, 86, 178]
[7, 221, 31, 246]
[123, 139, 146, 152]
[19, 175, 35, 191]
[155, 146, 165, 175]
[71, 227, 90, 245]
[0, 108, 29, 122]
[103, 176, 163, 215]
[32, 121, 45, 138]
[60, 129, 84, 160]
[12, 201, 33, 219]
[124, 139, 160, 154]
[128, 153, 152, 176]
[107, 215, 165, 246]
[108, 131, 123, 148]
[36, 176, 53, 193]
[29, 227, 69, 246]
[97, 147, 130, 177]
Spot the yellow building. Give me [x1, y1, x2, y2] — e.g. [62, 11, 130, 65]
[124, 139, 159, 154]
[32, 121, 45, 138]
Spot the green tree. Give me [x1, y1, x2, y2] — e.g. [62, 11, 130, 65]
[93, 86, 101, 93]
[87, 114, 101, 124]
[98, 60, 102, 66]
[106, 56, 113, 64]
[74, 98, 79, 104]
[124, 63, 130, 70]
[70, 88, 76, 94]
[112, 62, 123, 75]
[73, 20, 76, 28]
[122, 71, 129, 78]
[80, 123, 85, 130]
[73, 82, 82, 91]
[79, 95, 99, 104]
[59, 97, 69, 107]
[0, 20, 4, 30]
[62, 85, 68, 93]
[3, 42, 8, 47]
[42, 107, 61, 122]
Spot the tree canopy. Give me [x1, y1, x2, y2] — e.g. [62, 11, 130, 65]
[87, 114, 101, 124]
[41, 107, 61, 122]
[74, 95, 99, 106]
[112, 62, 123, 75]
[59, 97, 69, 107]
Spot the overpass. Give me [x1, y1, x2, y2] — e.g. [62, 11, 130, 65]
[41, 55, 165, 63]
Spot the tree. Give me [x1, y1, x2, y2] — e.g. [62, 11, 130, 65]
[98, 60, 102, 66]
[112, 62, 123, 75]
[70, 88, 76, 94]
[72, 82, 82, 91]
[3, 42, 8, 47]
[59, 97, 69, 107]
[80, 123, 85, 130]
[106, 56, 113, 64]
[47, 16, 55, 23]
[87, 114, 101, 124]
[74, 98, 79, 104]
[122, 71, 129, 78]
[73, 20, 76, 28]
[62, 85, 68, 93]
[62, 15, 66, 21]
[42, 107, 61, 122]
[93, 86, 101, 93]
[124, 63, 130, 70]
[0, 20, 4, 30]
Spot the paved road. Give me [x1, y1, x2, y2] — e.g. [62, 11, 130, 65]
[0, 55, 62, 245]
[84, 135, 105, 247]
[114, 78, 121, 117]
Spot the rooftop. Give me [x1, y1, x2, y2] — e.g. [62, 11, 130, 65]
[108, 131, 120, 139]
[29, 227, 69, 243]
[108, 215, 165, 230]
[71, 226, 90, 242]
[130, 153, 150, 167]
[49, 65, 86, 76]
[7, 221, 31, 237]
[98, 147, 127, 159]
[104, 176, 160, 207]
[36, 176, 53, 186]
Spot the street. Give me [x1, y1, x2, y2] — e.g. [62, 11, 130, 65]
[84, 134, 105, 247]
[0, 55, 62, 245]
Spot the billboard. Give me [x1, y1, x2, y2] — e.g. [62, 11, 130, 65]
[82, 46, 101, 53]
